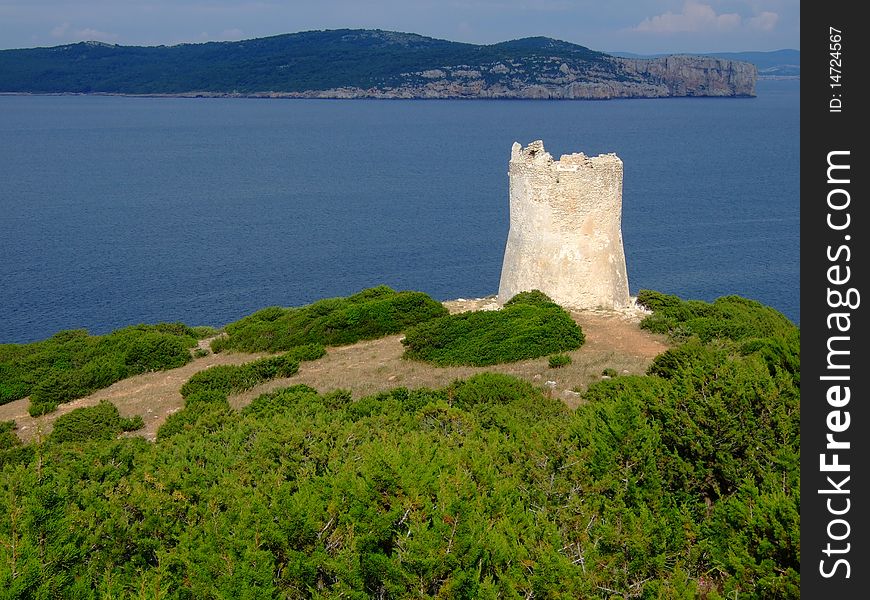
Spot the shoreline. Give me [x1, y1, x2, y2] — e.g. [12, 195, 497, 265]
[0, 89, 766, 101]
[0, 78, 798, 101]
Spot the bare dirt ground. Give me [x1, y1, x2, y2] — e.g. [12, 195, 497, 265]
[2, 300, 668, 443]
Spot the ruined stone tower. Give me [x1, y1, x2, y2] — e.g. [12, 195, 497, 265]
[497, 140, 630, 309]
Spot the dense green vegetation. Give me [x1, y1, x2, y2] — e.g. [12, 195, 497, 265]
[0, 30, 619, 94]
[211, 285, 448, 353]
[0, 421, 19, 452]
[0, 323, 204, 416]
[637, 290, 795, 342]
[49, 400, 144, 444]
[401, 291, 584, 366]
[0, 421, 30, 470]
[0, 290, 799, 597]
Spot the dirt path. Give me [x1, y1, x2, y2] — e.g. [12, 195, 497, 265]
[2, 301, 668, 443]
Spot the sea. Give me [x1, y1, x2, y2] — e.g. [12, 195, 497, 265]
[0, 80, 799, 344]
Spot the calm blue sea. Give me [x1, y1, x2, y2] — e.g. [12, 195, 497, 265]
[0, 80, 799, 343]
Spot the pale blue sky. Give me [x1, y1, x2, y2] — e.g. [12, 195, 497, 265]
[0, 1, 800, 53]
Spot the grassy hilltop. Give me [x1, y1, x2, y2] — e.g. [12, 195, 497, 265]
[0, 286, 799, 598]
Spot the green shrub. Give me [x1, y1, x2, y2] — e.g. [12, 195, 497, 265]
[647, 340, 727, 379]
[157, 401, 233, 440]
[638, 290, 795, 343]
[50, 400, 126, 443]
[0, 420, 18, 451]
[446, 373, 538, 410]
[243, 384, 321, 418]
[739, 327, 801, 378]
[184, 390, 229, 407]
[193, 348, 210, 358]
[702, 483, 800, 596]
[180, 364, 269, 399]
[0, 380, 29, 405]
[29, 371, 87, 407]
[283, 343, 329, 363]
[143, 322, 198, 338]
[79, 353, 128, 389]
[635, 289, 685, 312]
[209, 336, 229, 353]
[213, 286, 448, 353]
[503, 289, 559, 308]
[402, 294, 584, 366]
[548, 353, 571, 368]
[28, 400, 58, 417]
[601, 367, 618, 377]
[0, 445, 33, 469]
[119, 415, 145, 432]
[123, 332, 192, 373]
[181, 344, 324, 398]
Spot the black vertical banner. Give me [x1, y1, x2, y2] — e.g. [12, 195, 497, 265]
[802, 2, 868, 597]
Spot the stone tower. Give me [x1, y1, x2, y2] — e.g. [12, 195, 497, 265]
[497, 140, 630, 309]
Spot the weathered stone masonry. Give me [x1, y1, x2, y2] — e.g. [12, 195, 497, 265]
[497, 140, 630, 310]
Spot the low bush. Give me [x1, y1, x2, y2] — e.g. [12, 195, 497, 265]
[119, 415, 145, 432]
[157, 400, 233, 440]
[123, 332, 192, 374]
[647, 340, 727, 379]
[28, 401, 58, 417]
[446, 372, 538, 410]
[50, 400, 132, 443]
[242, 384, 321, 418]
[548, 353, 571, 368]
[0, 445, 33, 469]
[503, 289, 558, 308]
[211, 285, 448, 353]
[29, 371, 87, 407]
[0, 379, 28, 406]
[184, 390, 230, 407]
[637, 290, 795, 343]
[0, 420, 18, 451]
[180, 344, 324, 398]
[402, 291, 584, 366]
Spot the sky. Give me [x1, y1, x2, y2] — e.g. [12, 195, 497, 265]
[0, 1, 799, 54]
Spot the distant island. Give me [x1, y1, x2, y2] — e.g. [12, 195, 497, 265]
[0, 29, 759, 100]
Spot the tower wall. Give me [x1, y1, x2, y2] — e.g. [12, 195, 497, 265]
[497, 140, 630, 309]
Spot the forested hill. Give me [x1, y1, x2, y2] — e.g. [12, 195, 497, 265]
[0, 29, 757, 99]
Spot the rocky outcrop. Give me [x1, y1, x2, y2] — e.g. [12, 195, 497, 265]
[614, 55, 757, 97]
